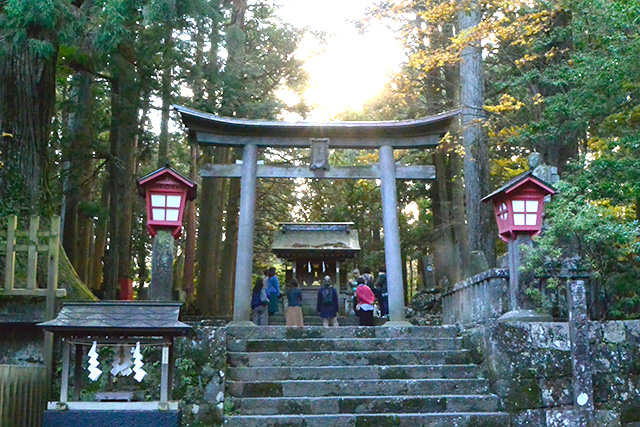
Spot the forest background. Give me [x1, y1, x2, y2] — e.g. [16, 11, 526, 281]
[1, 0, 639, 319]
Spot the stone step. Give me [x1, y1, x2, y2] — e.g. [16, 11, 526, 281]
[226, 325, 459, 341]
[266, 315, 362, 326]
[228, 349, 471, 367]
[223, 412, 511, 427]
[226, 378, 489, 398]
[230, 394, 501, 415]
[228, 364, 483, 382]
[227, 337, 462, 352]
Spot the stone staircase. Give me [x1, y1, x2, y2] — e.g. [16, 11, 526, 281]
[224, 326, 510, 426]
[267, 314, 362, 326]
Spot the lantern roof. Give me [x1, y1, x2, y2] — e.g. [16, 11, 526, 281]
[482, 170, 556, 203]
[136, 166, 197, 200]
[38, 302, 192, 337]
[272, 222, 361, 260]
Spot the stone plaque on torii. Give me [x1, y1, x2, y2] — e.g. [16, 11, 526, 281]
[174, 105, 458, 326]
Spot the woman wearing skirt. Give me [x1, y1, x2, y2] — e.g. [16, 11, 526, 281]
[286, 279, 304, 327]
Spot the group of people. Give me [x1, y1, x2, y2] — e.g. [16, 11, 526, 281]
[251, 267, 307, 327]
[250, 265, 388, 328]
[349, 267, 388, 326]
[250, 267, 280, 326]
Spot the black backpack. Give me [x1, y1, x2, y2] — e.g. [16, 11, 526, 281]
[322, 287, 334, 305]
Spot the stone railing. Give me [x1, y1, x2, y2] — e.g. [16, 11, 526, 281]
[442, 269, 509, 325]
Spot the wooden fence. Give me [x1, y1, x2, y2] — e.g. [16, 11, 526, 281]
[0, 215, 65, 298]
[0, 364, 47, 427]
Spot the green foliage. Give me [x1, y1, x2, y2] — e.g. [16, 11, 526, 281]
[524, 180, 640, 318]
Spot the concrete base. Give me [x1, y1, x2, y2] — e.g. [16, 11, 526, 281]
[43, 410, 181, 427]
[497, 309, 553, 323]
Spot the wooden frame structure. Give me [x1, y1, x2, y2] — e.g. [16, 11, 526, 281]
[174, 105, 458, 326]
[39, 302, 191, 413]
[0, 215, 65, 392]
[0, 215, 65, 299]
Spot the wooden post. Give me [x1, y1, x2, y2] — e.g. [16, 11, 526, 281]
[73, 344, 83, 400]
[231, 143, 258, 324]
[45, 216, 61, 399]
[26, 216, 40, 290]
[4, 215, 17, 292]
[60, 340, 70, 404]
[168, 342, 175, 401]
[379, 145, 410, 325]
[160, 345, 170, 403]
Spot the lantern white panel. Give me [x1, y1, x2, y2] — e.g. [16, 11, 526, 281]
[526, 214, 537, 225]
[166, 195, 182, 208]
[512, 200, 525, 212]
[166, 209, 179, 222]
[526, 200, 539, 212]
[513, 213, 525, 226]
[152, 208, 166, 221]
[151, 195, 166, 207]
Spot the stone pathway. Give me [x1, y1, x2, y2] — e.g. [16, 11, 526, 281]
[224, 325, 510, 426]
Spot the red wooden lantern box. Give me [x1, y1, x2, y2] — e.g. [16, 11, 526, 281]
[482, 171, 556, 242]
[136, 166, 197, 239]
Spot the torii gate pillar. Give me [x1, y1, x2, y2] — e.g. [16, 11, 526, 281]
[232, 143, 259, 325]
[379, 145, 411, 326]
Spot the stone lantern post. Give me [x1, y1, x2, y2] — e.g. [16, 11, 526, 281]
[137, 166, 197, 300]
[482, 169, 556, 321]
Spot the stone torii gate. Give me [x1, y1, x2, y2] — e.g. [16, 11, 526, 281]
[174, 105, 457, 326]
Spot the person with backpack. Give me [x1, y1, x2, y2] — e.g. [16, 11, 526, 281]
[375, 266, 389, 319]
[251, 277, 269, 326]
[317, 275, 339, 326]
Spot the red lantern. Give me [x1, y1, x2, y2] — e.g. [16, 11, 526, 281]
[482, 171, 555, 242]
[136, 166, 197, 239]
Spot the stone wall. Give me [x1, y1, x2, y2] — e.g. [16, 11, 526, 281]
[464, 321, 640, 426]
[172, 323, 227, 427]
[442, 269, 509, 325]
[0, 296, 48, 365]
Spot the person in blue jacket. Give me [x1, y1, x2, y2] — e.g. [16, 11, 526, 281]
[317, 275, 339, 326]
[266, 267, 281, 315]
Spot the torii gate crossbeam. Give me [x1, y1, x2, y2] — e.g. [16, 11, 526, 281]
[174, 105, 459, 326]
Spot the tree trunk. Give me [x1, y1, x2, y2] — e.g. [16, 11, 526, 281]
[218, 157, 241, 317]
[62, 71, 95, 282]
[195, 147, 226, 316]
[157, 23, 173, 168]
[459, 0, 495, 268]
[104, 51, 140, 299]
[182, 141, 198, 302]
[0, 33, 57, 214]
[89, 180, 109, 293]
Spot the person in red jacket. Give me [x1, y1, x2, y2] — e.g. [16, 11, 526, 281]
[355, 276, 376, 326]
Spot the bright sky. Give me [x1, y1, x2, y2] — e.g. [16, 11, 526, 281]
[275, 0, 406, 121]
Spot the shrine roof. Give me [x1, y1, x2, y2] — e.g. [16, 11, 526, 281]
[482, 170, 556, 202]
[272, 223, 360, 260]
[173, 105, 459, 148]
[38, 302, 192, 336]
